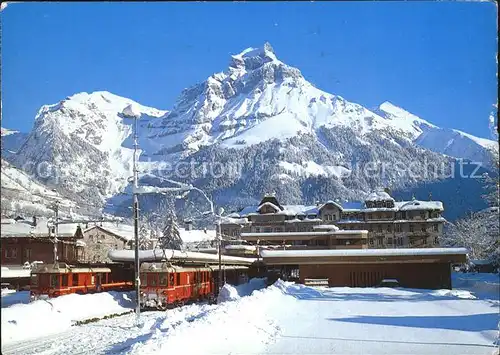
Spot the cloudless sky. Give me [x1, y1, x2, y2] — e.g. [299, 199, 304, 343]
[1, 2, 497, 138]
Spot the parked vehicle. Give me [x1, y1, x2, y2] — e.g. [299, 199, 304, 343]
[377, 278, 400, 288]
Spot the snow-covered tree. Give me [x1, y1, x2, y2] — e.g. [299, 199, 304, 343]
[138, 216, 152, 250]
[158, 209, 183, 250]
[442, 208, 499, 266]
[482, 111, 499, 207]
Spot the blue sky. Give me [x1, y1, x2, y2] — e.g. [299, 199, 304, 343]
[2, 2, 497, 138]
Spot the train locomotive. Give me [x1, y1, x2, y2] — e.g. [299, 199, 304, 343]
[139, 262, 249, 310]
[30, 262, 134, 301]
[28, 259, 262, 310]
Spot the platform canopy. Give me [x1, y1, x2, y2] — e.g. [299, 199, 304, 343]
[260, 248, 468, 265]
[108, 249, 257, 266]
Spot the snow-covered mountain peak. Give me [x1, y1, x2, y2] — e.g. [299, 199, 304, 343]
[230, 42, 281, 71]
[378, 101, 436, 133]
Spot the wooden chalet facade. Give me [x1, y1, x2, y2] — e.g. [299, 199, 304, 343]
[1, 218, 84, 266]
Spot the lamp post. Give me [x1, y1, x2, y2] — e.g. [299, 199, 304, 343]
[122, 104, 142, 325]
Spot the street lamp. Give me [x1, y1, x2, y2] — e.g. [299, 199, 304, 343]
[122, 103, 142, 325]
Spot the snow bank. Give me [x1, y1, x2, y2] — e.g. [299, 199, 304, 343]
[128, 280, 287, 355]
[217, 277, 267, 303]
[1, 291, 134, 345]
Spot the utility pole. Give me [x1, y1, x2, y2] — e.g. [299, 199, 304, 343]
[132, 109, 141, 324]
[217, 218, 222, 293]
[52, 201, 60, 265]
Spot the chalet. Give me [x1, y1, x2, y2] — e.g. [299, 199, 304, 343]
[0, 217, 84, 266]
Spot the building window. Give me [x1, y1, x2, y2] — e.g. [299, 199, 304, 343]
[368, 225, 373, 232]
[423, 237, 428, 245]
[255, 227, 261, 233]
[420, 211, 426, 219]
[421, 225, 426, 232]
[433, 224, 438, 232]
[369, 238, 374, 246]
[409, 224, 414, 233]
[387, 225, 392, 233]
[434, 236, 439, 245]
[395, 224, 402, 233]
[23, 248, 32, 261]
[5, 248, 18, 259]
[377, 225, 382, 233]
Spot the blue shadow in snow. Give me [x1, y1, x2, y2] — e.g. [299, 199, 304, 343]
[330, 313, 499, 332]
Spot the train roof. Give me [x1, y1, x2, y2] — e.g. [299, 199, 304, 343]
[32, 262, 113, 274]
[140, 262, 249, 273]
[109, 249, 257, 266]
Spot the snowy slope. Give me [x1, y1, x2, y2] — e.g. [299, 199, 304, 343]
[1, 159, 77, 217]
[11, 91, 168, 205]
[376, 102, 497, 167]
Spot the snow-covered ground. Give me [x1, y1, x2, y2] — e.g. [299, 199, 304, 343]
[2, 291, 134, 345]
[2, 273, 499, 355]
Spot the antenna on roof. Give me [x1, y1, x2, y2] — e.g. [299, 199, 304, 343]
[429, 192, 432, 201]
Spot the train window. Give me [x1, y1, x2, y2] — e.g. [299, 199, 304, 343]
[72, 274, 79, 286]
[50, 275, 58, 288]
[148, 274, 157, 286]
[159, 274, 168, 286]
[140, 273, 147, 286]
[62, 274, 68, 287]
[176, 273, 180, 286]
[31, 274, 38, 286]
[169, 273, 175, 286]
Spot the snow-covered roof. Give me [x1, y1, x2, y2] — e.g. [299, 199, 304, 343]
[179, 228, 216, 243]
[84, 224, 135, 242]
[225, 245, 257, 252]
[395, 200, 444, 211]
[313, 225, 340, 231]
[341, 201, 364, 211]
[0, 218, 79, 238]
[108, 248, 256, 266]
[1, 267, 31, 279]
[260, 247, 468, 259]
[257, 202, 281, 212]
[366, 191, 395, 202]
[318, 200, 343, 211]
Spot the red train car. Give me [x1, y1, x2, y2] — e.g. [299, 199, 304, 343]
[139, 263, 249, 310]
[30, 262, 134, 301]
